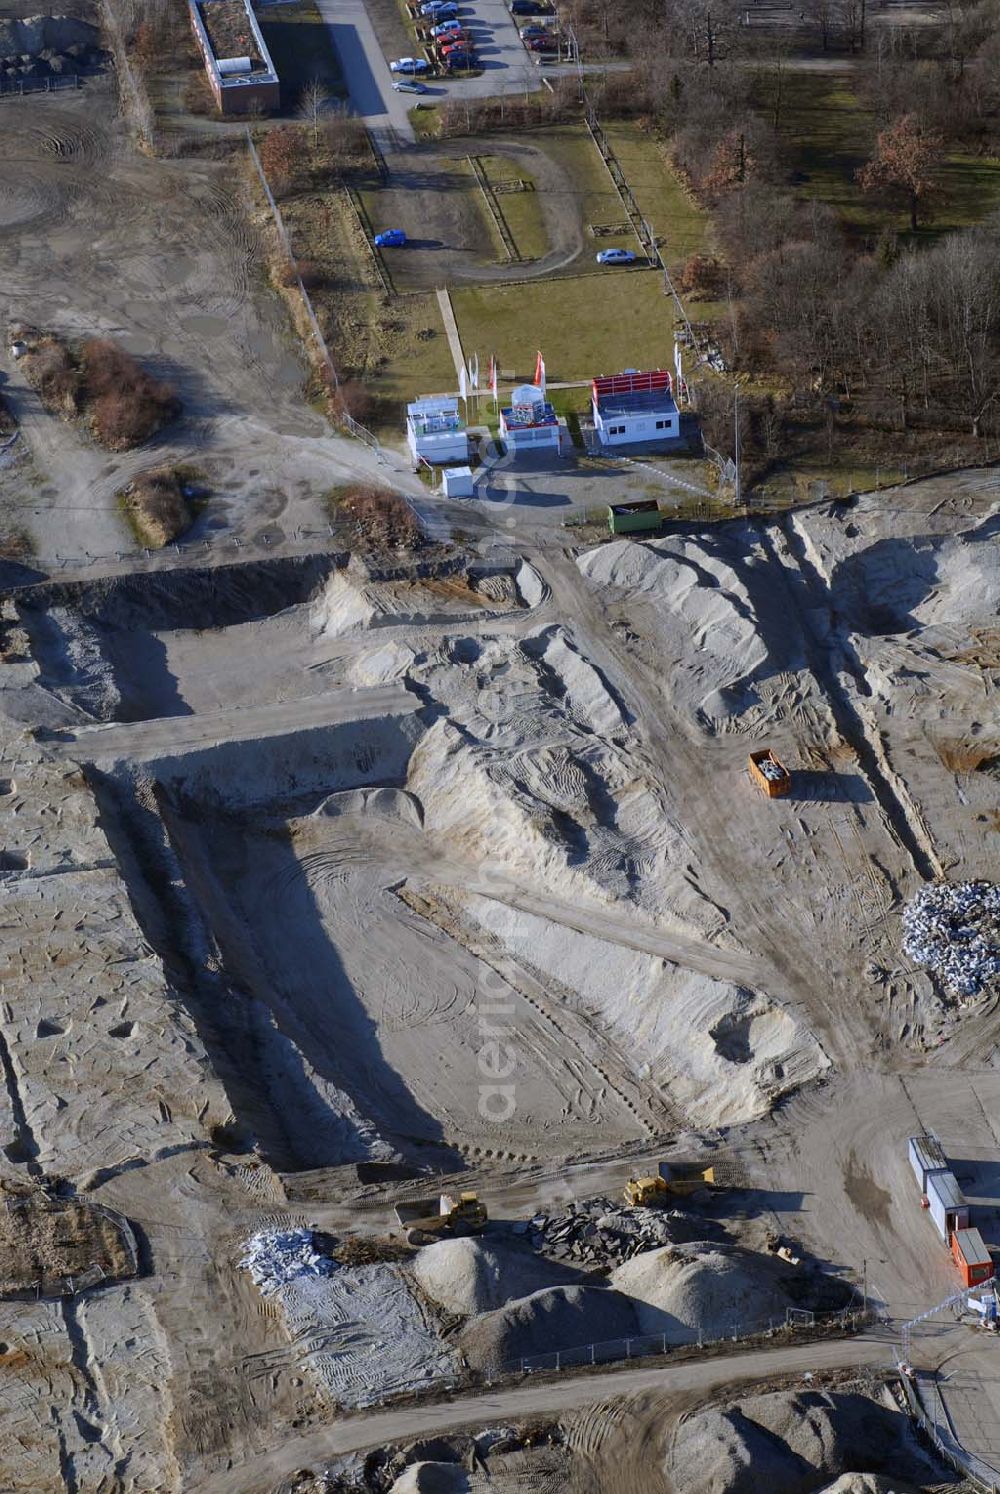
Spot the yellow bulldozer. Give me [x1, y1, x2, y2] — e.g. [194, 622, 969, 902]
[395, 1190, 487, 1246]
[624, 1165, 716, 1209]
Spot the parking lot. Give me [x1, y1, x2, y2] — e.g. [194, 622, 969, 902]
[318, 0, 548, 140]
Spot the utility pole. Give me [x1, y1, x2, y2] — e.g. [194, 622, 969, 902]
[734, 388, 742, 506]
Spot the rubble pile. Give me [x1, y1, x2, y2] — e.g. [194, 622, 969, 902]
[238, 1228, 335, 1297]
[902, 881, 1000, 997]
[519, 1198, 681, 1267]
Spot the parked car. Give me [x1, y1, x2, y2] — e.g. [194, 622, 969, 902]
[443, 51, 476, 67]
[390, 56, 431, 71]
[420, 0, 457, 14]
[596, 247, 637, 265]
[393, 79, 429, 92]
[441, 40, 476, 56]
[524, 33, 557, 48]
[439, 28, 474, 42]
[430, 18, 463, 34]
[519, 23, 551, 36]
[375, 229, 407, 248]
[511, 0, 551, 13]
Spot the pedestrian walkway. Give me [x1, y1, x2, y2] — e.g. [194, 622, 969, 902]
[436, 288, 467, 383]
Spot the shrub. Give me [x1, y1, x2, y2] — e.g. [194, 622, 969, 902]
[334, 484, 422, 549]
[120, 467, 191, 547]
[23, 337, 80, 418]
[80, 339, 180, 449]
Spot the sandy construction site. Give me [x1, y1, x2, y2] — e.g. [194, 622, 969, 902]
[0, 17, 997, 1488]
[0, 437, 997, 1488]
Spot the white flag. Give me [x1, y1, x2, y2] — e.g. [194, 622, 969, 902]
[459, 363, 467, 403]
[469, 352, 480, 390]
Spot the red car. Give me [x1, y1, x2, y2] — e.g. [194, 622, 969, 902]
[524, 31, 557, 48]
[441, 35, 476, 51]
[439, 28, 474, 44]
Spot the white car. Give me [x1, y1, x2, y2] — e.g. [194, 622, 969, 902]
[390, 56, 431, 73]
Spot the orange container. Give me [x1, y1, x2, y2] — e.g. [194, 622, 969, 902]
[749, 749, 791, 798]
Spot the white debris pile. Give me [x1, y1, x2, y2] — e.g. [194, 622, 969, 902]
[902, 881, 1000, 997]
[238, 1228, 335, 1297]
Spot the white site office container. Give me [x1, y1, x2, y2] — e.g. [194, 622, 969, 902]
[926, 1169, 969, 1242]
[909, 1134, 948, 1193]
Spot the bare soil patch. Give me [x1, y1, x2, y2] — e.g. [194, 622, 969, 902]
[0, 1179, 137, 1297]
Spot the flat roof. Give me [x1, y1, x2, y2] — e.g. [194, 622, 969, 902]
[910, 1134, 948, 1170]
[927, 1170, 966, 1209]
[501, 402, 558, 429]
[408, 396, 459, 415]
[954, 1227, 992, 1266]
[595, 388, 679, 420]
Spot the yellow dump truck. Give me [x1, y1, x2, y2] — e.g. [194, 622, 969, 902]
[749, 748, 791, 798]
[395, 1190, 487, 1246]
[624, 1165, 716, 1208]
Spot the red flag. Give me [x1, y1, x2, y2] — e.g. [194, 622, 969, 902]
[533, 350, 545, 389]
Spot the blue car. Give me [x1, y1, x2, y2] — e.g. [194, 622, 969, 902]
[596, 248, 637, 265]
[430, 18, 463, 34]
[421, 1, 457, 14]
[375, 229, 407, 248]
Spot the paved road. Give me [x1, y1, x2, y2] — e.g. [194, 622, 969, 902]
[200, 1333, 891, 1492]
[52, 685, 420, 762]
[316, 0, 543, 143]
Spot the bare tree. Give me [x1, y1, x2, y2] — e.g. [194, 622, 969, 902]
[298, 79, 331, 145]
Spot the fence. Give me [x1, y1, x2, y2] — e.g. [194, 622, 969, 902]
[0, 72, 85, 99]
[244, 129, 386, 462]
[583, 100, 694, 350]
[499, 1304, 872, 1378]
[900, 1371, 1000, 1493]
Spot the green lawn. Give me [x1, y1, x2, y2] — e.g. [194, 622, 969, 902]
[777, 71, 1000, 238]
[452, 269, 681, 384]
[603, 123, 711, 271]
[478, 157, 549, 261]
[371, 292, 456, 409]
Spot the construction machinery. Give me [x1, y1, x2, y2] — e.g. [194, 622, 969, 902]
[624, 1164, 716, 1208]
[395, 1190, 487, 1246]
[749, 748, 791, 798]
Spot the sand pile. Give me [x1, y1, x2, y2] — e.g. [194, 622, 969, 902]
[610, 1242, 796, 1341]
[311, 567, 379, 636]
[457, 1284, 639, 1371]
[534, 625, 627, 736]
[412, 1237, 577, 1316]
[818, 1478, 919, 1494]
[670, 1388, 940, 1494]
[578, 534, 776, 725]
[463, 896, 829, 1127]
[825, 523, 1000, 636]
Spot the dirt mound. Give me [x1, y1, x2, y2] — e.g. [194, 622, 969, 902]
[457, 1284, 639, 1371]
[670, 1388, 941, 1494]
[412, 1236, 577, 1316]
[610, 1242, 798, 1340]
[0, 15, 98, 58]
[389, 1465, 470, 1493]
